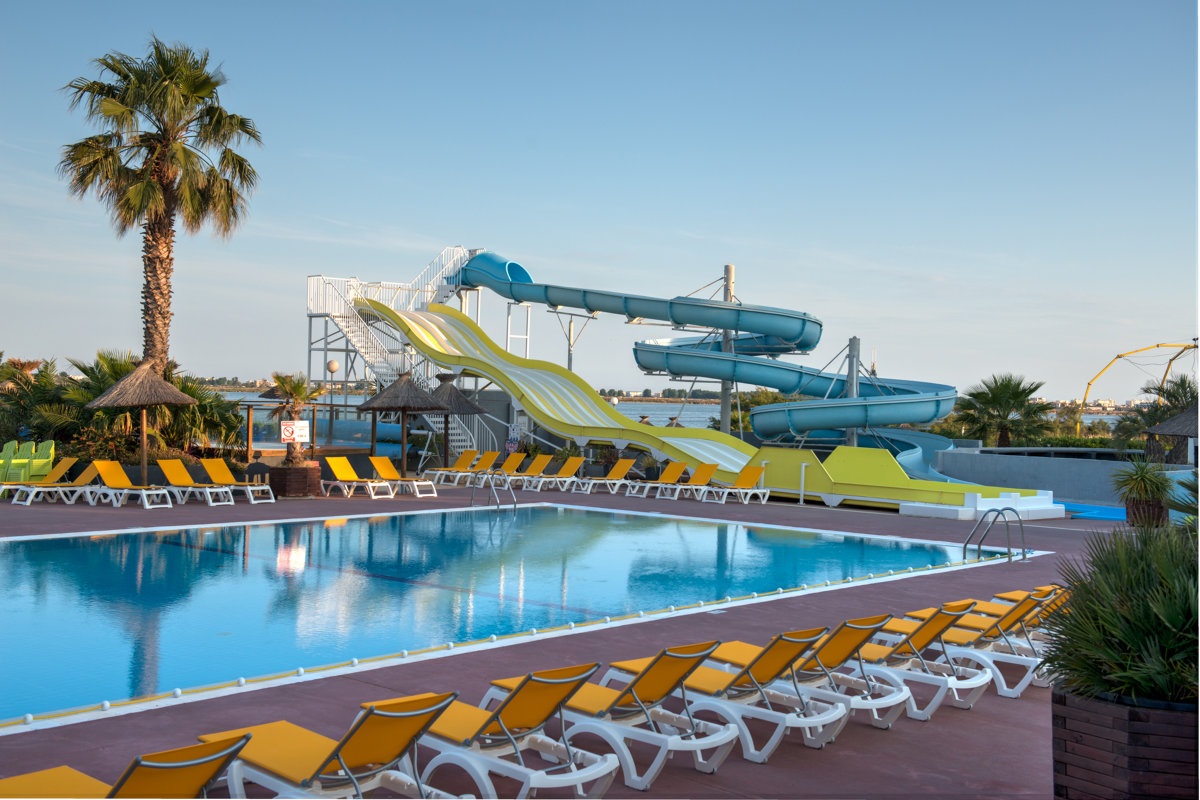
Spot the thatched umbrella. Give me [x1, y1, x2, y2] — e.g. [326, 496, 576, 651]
[86, 361, 197, 485]
[358, 373, 446, 476]
[430, 373, 488, 469]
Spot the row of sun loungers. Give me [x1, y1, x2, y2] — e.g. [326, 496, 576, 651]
[4, 458, 276, 508]
[0, 584, 1063, 798]
[423, 450, 772, 503]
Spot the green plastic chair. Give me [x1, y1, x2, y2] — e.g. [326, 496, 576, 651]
[29, 440, 55, 481]
[4, 441, 35, 483]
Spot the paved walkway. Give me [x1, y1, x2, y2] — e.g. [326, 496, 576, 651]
[0, 488, 1115, 798]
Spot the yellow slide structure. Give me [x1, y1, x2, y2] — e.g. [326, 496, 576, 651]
[360, 301, 1063, 519]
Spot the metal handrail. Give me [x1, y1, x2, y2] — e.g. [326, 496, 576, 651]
[962, 507, 1027, 562]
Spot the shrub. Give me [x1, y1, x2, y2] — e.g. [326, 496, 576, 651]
[1041, 527, 1198, 703]
[61, 424, 139, 463]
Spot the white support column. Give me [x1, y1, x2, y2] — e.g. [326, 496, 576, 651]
[846, 336, 860, 447]
[719, 263, 735, 435]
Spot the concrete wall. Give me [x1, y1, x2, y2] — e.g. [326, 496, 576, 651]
[935, 449, 1129, 505]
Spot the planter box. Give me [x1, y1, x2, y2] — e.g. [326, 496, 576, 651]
[1052, 688, 1198, 799]
[268, 464, 322, 498]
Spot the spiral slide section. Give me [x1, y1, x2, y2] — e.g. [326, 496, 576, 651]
[459, 252, 958, 441]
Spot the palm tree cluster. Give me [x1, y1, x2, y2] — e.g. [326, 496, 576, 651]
[59, 38, 260, 374]
[954, 373, 1052, 447]
[1112, 374, 1197, 449]
[0, 351, 242, 461]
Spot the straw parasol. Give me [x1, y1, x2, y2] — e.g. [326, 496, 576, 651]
[86, 361, 197, 485]
[430, 373, 487, 469]
[358, 373, 446, 476]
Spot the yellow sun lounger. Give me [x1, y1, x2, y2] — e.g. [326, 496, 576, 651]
[157, 459, 235, 506]
[604, 629, 848, 764]
[505, 454, 553, 489]
[623, 461, 687, 498]
[657, 463, 718, 500]
[422, 663, 619, 799]
[200, 459, 275, 503]
[0, 734, 248, 799]
[570, 458, 636, 494]
[198, 693, 457, 799]
[712, 615, 913, 731]
[847, 600, 993, 721]
[321, 456, 396, 499]
[519, 456, 586, 492]
[10, 463, 99, 506]
[888, 591, 1055, 698]
[438, 450, 501, 487]
[489, 642, 739, 792]
[699, 465, 769, 505]
[93, 460, 173, 510]
[422, 449, 477, 484]
[368, 456, 437, 498]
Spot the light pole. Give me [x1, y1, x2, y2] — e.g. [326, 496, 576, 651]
[326, 359, 339, 447]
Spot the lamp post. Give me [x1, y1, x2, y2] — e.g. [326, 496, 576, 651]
[326, 359, 339, 448]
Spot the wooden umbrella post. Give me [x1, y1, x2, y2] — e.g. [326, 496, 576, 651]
[443, 414, 450, 470]
[140, 407, 149, 486]
[370, 411, 378, 457]
[400, 410, 408, 478]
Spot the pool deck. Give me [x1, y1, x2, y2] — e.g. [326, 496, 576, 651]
[0, 488, 1117, 798]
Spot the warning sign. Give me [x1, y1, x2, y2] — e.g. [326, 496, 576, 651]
[280, 420, 310, 443]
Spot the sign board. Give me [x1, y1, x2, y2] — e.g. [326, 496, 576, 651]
[280, 420, 310, 443]
[504, 438, 520, 454]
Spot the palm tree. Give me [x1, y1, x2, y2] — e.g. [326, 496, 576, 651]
[956, 373, 1052, 447]
[59, 38, 261, 374]
[267, 372, 325, 466]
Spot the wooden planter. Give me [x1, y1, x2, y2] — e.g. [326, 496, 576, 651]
[268, 464, 322, 498]
[1124, 498, 1167, 526]
[1052, 688, 1197, 798]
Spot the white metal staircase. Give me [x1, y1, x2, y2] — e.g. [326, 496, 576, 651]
[306, 247, 498, 459]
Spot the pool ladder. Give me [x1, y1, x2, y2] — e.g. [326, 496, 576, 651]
[469, 469, 517, 511]
[962, 507, 1027, 562]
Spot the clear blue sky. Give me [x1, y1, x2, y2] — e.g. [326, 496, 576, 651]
[1, 0, 1195, 402]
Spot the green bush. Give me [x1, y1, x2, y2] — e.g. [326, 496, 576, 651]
[1008, 436, 1114, 448]
[1041, 527, 1198, 703]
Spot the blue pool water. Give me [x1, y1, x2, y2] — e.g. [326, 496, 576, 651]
[1, 507, 974, 722]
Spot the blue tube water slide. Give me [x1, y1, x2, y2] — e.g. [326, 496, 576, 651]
[457, 251, 957, 449]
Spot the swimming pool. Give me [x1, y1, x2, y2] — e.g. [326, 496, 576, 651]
[0, 506, 999, 724]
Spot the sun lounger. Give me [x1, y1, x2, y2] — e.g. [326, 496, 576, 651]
[438, 450, 501, 487]
[488, 642, 739, 791]
[28, 440, 56, 481]
[368, 456, 437, 497]
[10, 463, 100, 506]
[321, 456, 396, 498]
[519, 456, 586, 492]
[848, 600, 993, 721]
[0, 733, 248, 799]
[2, 441, 35, 483]
[885, 591, 1053, 698]
[505, 454, 553, 489]
[623, 461, 687, 498]
[570, 458, 636, 494]
[422, 449, 478, 484]
[200, 458, 276, 503]
[699, 465, 769, 504]
[156, 459, 236, 506]
[657, 463, 718, 500]
[93, 460, 173, 509]
[604, 628, 848, 764]
[198, 692, 457, 799]
[421, 663, 619, 799]
[711, 615, 913, 731]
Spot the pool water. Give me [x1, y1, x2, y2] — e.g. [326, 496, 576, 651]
[1, 506, 973, 722]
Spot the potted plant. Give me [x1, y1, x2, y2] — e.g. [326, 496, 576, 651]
[1111, 455, 1172, 526]
[636, 451, 661, 481]
[266, 371, 325, 497]
[1043, 526, 1197, 798]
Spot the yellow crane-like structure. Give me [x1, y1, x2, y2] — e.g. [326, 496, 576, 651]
[1076, 340, 1198, 435]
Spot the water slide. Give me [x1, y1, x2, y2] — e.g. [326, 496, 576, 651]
[457, 252, 958, 443]
[355, 252, 1061, 518]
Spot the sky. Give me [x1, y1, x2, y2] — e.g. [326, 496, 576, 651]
[0, 0, 1195, 403]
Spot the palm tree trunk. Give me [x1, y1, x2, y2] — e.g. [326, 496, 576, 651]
[141, 211, 175, 374]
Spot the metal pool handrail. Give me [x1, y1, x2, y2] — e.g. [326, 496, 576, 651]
[963, 507, 1027, 562]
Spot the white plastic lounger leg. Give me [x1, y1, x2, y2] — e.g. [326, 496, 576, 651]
[684, 692, 849, 763]
[940, 645, 1043, 699]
